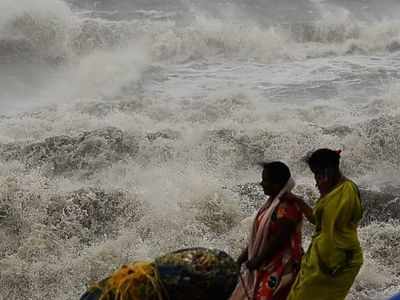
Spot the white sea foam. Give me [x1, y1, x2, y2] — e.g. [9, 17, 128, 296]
[0, 0, 400, 299]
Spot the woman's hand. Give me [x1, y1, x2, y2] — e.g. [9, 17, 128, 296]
[245, 259, 259, 271]
[237, 248, 248, 266]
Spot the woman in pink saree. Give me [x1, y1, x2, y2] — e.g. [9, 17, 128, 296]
[230, 161, 303, 300]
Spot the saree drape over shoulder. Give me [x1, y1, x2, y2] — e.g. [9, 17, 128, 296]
[230, 178, 303, 300]
[287, 180, 363, 300]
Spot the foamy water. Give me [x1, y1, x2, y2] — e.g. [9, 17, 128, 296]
[0, 0, 400, 299]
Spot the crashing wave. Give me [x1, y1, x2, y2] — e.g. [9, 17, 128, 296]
[0, 127, 139, 176]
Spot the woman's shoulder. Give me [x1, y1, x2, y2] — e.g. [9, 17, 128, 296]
[341, 179, 361, 197]
[277, 193, 302, 221]
[280, 193, 304, 211]
[282, 192, 304, 204]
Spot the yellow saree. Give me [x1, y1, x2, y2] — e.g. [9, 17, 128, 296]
[287, 180, 363, 300]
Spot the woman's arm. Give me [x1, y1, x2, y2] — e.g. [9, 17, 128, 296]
[297, 198, 315, 224]
[288, 194, 315, 224]
[246, 219, 296, 270]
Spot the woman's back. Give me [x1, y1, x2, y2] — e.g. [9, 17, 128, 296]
[314, 180, 363, 254]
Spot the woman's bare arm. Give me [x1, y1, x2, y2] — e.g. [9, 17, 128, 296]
[296, 197, 315, 224]
[287, 193, 315, 224]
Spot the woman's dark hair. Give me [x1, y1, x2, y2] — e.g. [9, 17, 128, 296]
[259, 161, 291, 186]
[307, 148, 340, 174]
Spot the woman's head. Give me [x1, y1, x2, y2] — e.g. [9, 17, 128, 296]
[306, 148, 341, 195]
[259, 161, 291, 196]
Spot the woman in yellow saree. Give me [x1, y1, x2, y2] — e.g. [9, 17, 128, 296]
[287, 148, 363, 300]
